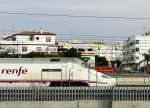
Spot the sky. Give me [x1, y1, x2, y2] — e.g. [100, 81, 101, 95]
[0, 0, 150, 41]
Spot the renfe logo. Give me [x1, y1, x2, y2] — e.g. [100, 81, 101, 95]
[0, 67, 28, 76]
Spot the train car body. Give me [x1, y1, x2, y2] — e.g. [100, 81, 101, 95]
[0, 58, 116, 86]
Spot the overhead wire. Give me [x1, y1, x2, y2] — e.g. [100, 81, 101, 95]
[0, 11, 148, 41]
[0, 11, 150, 20]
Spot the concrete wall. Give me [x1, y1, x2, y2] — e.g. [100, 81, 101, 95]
[112, 101, 150, 108]
[0, 100, 111, 108]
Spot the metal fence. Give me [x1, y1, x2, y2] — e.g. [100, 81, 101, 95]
[0, 86, 150, 101]
[0, 86, 112, 101]
[113, 86, 150, 101]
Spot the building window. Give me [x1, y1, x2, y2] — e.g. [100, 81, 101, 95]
[136, 40, 139, 44]
[78, 48, 85, 52]
[30, 36, 34, 41]
[36, 37, 39, 40]
[88, 48, 93, 51]
[12, 37, 16, 41]
[22, 46, 27, 52]
[46, 37, 51, 42]
[42, 69, 61, 72]
[136, 48, 139, 52]
[132, 49, 135, 53]
[36, 47, 42, 51]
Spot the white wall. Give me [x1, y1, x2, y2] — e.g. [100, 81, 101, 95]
[0, 34, 56, 54]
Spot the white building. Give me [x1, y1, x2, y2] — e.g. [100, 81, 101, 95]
[123, 35, 150, 68]
[57, 40, 95, 53]
[57, 40, 124, 62]
[57, 40, 96, 67]
[0, 30, 57, 54]
[95, 41, 124, 61]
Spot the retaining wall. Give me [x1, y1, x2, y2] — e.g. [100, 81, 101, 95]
[0, 100, 111, 108]
[112, 101, 150, 108]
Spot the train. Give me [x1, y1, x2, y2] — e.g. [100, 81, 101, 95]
[0, 58, 116, 86]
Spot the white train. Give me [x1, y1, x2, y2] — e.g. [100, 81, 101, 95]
[0, 58, 116, 86]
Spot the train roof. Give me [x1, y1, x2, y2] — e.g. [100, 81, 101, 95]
[0, 57, 83, 64]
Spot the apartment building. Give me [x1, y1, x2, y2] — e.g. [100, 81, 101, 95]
[0, 30, 57, 54]
[95, 41, 124, 61]
[123, 35, 150, 68]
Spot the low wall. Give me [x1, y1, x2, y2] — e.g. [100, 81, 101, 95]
[0, 100, 111, 108]
[112, 101, 150, 108]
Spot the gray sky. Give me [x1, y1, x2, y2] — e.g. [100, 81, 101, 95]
[0, 0, 150, 40]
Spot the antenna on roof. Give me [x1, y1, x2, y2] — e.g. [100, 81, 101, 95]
[40, 28, 43, 34]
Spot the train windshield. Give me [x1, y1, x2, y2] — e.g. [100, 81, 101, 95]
[81, 62, 91, 69]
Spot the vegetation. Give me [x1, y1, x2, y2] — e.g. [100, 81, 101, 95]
[80, 57, 90, 62]
[139, 66, 146, 73]
[57, 48, 68, 52]
[95, 55, 108, 67]
[22, 52, 52, 58]
[111, 60, 122, 68]
[0, 47, 123, 69]
[63, 48, 80, 57]
[143, 53, 150, 73]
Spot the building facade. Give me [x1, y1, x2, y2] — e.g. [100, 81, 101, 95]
[95, 41, 124, 61]
[0, 30, 57, 54]
[123, 35, 150, 69]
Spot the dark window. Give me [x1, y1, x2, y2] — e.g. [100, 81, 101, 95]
[136, 48, 139, 52]
[132, 49, 135, 53]
[46, 37, 51, 42]
[136, 40, 139, 44]
[78, 48, 85, 52]
[36, 37, 39, 40]
[88, 48, 93, 51]
[42, 69, 62, 72]
[50, 59, 60, 62]
[22, 46, 27, 52]
[12, 37, 16, 41]
[30, 36, 34, 41]
[101, 75, 110, 78]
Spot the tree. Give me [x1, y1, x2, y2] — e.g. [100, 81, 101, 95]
[110, 60, 122, 68]
[95, 55, 108, 67]
[63, 48, 80, 57]
[57, 48, 68, 52]
[143, 53, 150, 73]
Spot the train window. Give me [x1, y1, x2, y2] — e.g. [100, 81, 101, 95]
[101, 75, 110, 78]
[81, 62, 93, 69]
[50, 59, 60, 62]
[81, 62, 90, 68]
[42, 69, 62, 72]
